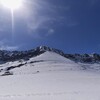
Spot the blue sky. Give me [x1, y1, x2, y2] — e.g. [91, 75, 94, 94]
[0, 0, 100, 53]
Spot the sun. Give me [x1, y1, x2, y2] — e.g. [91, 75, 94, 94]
[0, 0, 23, 11]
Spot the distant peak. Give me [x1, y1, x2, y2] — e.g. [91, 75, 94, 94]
[35, 46, 64, 55]
[37, 46, 53, 51]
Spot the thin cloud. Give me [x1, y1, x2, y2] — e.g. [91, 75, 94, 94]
[0, 40, 19, 51]
[0, 45, 18, 51]
[26, 0, 73, 38]
[46, 29, 55, 36]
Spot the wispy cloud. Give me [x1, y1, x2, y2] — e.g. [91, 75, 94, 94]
[0, 45, 18, 51]
[26, 0, 75, 38]
[0, 10, 12, 33]
[46, 29, 55, 36]
[0, 40, 19, 51]
[0, 0, 78, 40]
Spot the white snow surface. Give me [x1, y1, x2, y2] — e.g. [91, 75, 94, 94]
[29, 51, 74, 63]
[0, 51, 100, 100]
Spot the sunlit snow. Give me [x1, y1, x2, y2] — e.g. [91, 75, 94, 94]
[0, 51, 100, 100]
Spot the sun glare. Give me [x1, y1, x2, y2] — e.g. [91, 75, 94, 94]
[0, 0, 23, 11]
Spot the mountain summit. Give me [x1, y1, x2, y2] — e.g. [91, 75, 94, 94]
[0, 46, 100, 100]
[0, 45, 100, 63]
[0, 46, 64, 62]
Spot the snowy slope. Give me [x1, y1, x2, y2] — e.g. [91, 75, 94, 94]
[11, 51, 81, 75]
[0, 51, 100, 100]
[29, 51, 75, 63]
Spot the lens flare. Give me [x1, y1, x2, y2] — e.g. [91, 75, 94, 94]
[0, 0, 23, 11]
[0, 0, 23, 43]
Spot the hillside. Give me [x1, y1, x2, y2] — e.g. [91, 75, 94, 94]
[0, 46, 100, 100]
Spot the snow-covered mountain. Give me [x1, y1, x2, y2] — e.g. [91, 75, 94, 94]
[0, 46, 100, 100]
[0, 46, 63, 62]
[0, 46, 100, 63]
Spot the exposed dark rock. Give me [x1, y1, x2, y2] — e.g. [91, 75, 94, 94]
[0, 46, 100, 63]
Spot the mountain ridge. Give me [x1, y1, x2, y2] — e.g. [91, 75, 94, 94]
[0, 45, 100, 63]
[0, 46, 100, 100]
